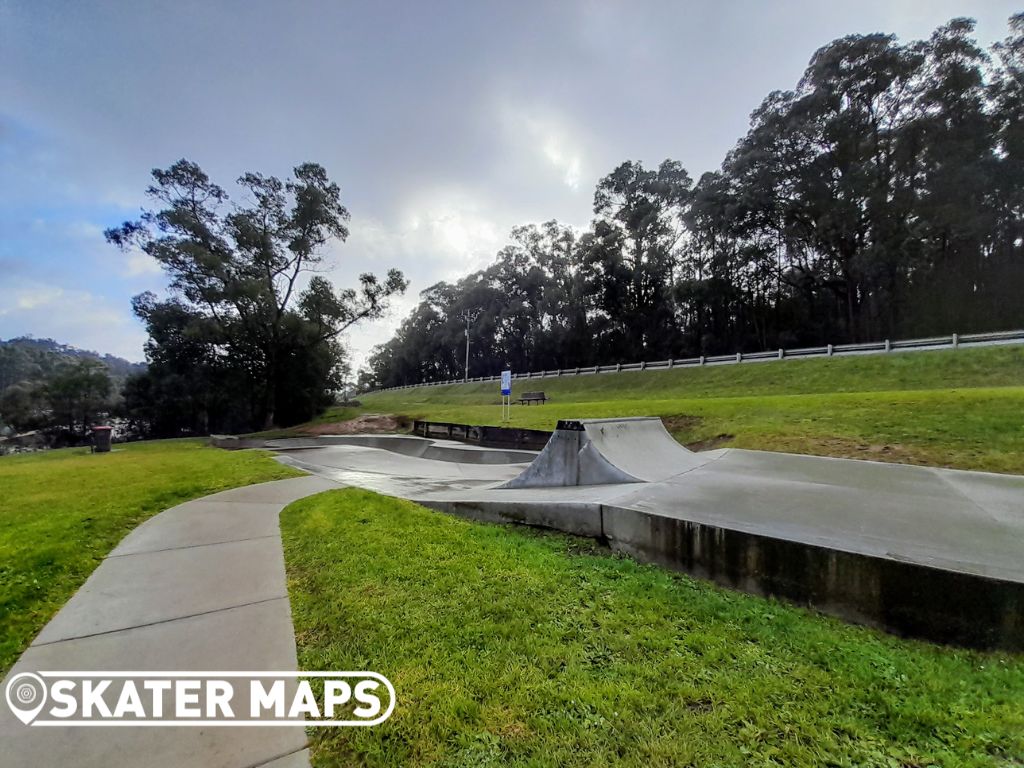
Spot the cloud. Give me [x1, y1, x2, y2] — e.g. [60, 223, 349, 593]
[327, 191, 511, 369]
[4, 0, 1021, 375]
[10, 285, 63, 311]
[496, 102, 589, 191]
[123, 253, 162, 277]
[0, 278, 147, 361]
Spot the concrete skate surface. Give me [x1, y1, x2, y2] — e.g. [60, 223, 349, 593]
[273, 423, 1024, 584]
[271, 420, 1024, 648]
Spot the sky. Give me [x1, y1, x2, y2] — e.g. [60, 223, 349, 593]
[1, 0, 1020, 367]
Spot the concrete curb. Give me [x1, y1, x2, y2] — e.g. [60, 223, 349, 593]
[423, 497, 1024, 651]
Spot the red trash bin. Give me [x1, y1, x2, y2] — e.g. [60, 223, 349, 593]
[91, 425, 113, 453]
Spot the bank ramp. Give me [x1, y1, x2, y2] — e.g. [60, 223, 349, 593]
[501, 417, 712, 488]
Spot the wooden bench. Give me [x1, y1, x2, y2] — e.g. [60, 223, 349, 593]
[518, 391, 547, 405]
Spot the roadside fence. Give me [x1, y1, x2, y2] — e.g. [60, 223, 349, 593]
[373, 329, 1024, 393]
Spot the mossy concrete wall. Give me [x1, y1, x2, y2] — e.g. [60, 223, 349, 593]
[424, 498, 1024, 651]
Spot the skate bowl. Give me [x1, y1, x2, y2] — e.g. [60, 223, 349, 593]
[262, 434, 536, 465]
[501, 417, 717, 487]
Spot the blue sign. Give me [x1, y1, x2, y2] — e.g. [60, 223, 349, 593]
[500, 370, 511, 396]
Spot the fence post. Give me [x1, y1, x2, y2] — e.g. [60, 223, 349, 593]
[736, 352, 742, 363]
[885, 339, 891, 352]
[640, 361, 646, 370]
[616, 362, 621, 372]
[952, 333, 959, 350]
[778, 348, 784, 360]
[827, 344, 833, 357]
[575, 367, 580, 375]
[700, 355, 705, 366]
[668, 358, 674, 369]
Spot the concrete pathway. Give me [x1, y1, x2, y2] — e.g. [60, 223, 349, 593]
[0, 474, 339, 768]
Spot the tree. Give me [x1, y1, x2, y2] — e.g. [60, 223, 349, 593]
[46, 359, 112, 434]
[107, 160, 407, 429]
[964, 14, 1024, 332]
[124, 294, 228, 435]
[0, 383, 45, 432]
[363, 220, 597, 389]
[585, 160, 692, 358]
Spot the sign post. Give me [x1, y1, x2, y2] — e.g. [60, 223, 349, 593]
[500, 370, 512, 422]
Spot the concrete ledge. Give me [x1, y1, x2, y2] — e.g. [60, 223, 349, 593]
[417, 497, 1024, 650]
[602, 505, 1024, 651]
[209, 434, 268, 450]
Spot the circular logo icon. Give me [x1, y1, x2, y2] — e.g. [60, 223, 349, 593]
[5, 672, 47, 725]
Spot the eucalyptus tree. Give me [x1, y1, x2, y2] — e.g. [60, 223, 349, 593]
[987, 13, 1024, 332]
[107, 160, 407, 429]
[585, 160, 693, 358]
[490, 221, 590, 370]
[770, 32, 923, 340]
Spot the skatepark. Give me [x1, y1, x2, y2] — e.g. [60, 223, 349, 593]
[264, 417, 1024, 650]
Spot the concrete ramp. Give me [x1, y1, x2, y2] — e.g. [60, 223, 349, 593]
[581, 417, 711, 481]
[501, 417, 708, 488]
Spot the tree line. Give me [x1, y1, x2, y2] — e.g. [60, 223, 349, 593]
[365, 16, 1024, 389]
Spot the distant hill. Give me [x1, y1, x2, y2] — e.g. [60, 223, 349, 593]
[0, 336, 146, 393]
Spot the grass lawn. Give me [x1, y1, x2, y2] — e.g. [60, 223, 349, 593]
[350, 346, 1024, 474]
[282, 488, 1024, 768]
[0, 439, 301, 674]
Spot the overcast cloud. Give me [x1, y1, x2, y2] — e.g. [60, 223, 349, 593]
[1, 0, 1020, 365]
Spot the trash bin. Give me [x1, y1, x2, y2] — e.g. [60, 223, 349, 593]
[91, 425, 113, 453]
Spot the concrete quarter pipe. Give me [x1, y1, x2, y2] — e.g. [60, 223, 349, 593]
[502, 417, 718, 487]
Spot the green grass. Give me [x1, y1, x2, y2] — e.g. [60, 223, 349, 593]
[282, 489, 1024, 767]
[351, 346, 1024, 473]
[0, 439, 301, 674]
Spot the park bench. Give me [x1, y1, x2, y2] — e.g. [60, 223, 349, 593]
[518, 391, 547, 405]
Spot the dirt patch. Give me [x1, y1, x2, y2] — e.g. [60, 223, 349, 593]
[298, 413, 408, 435]
[767, 436, 929, 466]
[686, 434, 735, 451]
[663, 415, 732, 451]
[685, 697, 714, 714]
[662, 415, 703, 433]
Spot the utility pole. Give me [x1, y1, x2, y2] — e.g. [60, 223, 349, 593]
[462, 310, 475, 383]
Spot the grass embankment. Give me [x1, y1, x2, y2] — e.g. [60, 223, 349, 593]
[282, 489, 1024, 767]
[352, 346, 1024, 473]
[0, 439, 301, 673]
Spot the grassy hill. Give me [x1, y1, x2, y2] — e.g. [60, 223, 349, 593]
[350, 346, 1024, 474]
